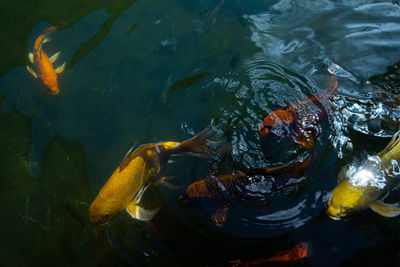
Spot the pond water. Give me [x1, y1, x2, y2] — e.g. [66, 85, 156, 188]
[1, 0, 400, 266]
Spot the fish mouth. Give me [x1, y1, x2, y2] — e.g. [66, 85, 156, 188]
[326, 206, 348, 221]
[327, 213, 341, 221]
[326, 204, 341, 220]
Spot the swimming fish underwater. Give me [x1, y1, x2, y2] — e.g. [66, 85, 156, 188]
[227, 242, 309, 267]
[200, 0, 224, 32]
[258, 74, 338, 149]
[327, 130, 400, 220]
[89, 126, 224, 225]
[26, 26, 65, 94]
[180, 156, 312, 227]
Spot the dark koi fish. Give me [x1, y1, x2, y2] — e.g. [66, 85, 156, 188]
[179, 157, 312, 227]
[227, 242, 310, 267]
[258, 75, 338, 149]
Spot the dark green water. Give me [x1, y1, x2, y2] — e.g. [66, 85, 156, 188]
[1, 0, 400, 266]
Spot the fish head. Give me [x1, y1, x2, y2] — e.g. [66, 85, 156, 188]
[89, 195, 125, 225]
[42, 78, 59, 94]
[48, 85, 60, 95]
[258, 109, 292, 138]
[179, 179, 211, 206]
[327, 180, 368, 220]
[45, 78, 59, 94]
[328, 158, 385, 220]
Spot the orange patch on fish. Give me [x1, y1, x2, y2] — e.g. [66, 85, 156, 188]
[263, 242, 309, 263]
[227, 242, 310, 266]
[258, 75, 338, 149]
[26, 26, 65, 94]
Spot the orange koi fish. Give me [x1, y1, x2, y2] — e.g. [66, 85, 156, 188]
[227, 242, 309, 266]
[180, 156, 312, 227]
[89, 126, 224, 225]
[258, 75, 338, 149]
[26, 26, 65, 94]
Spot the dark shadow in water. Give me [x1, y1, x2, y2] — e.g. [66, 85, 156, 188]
[169, 72, 211, 95]
[0, 95, 118, 266]
[369, 60, 400, 96]
[0, 0, 137, 76]
[340, 239, 400, 267]
[107, 202, 308, 266]
[65, 0, 138, 71]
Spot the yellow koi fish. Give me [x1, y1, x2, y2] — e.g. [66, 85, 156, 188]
[89, 126, 224, 225]
[26, 26, 65, 94]
[327, 130, 400, 219]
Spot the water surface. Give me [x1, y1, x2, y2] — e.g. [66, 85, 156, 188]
[1, 0, 400, 266]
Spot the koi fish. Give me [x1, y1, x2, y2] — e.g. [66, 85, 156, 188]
[258, 75, 338, 149]
[180, 156, 312, 227]
[201, 0, 224, 32]
[327, 130, 400, 220]
[227, 242, 309, 266]
[26, 26, 65, 94]
[89, 126, 224, 225]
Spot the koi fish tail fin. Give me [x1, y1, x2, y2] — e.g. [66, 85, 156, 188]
[179, 125, 228, 157]
[377, 130, 400, 162]
[325, 74, 339, 96]
[41, 26, 57, 36]
[264, 242, 310, 263]
[238, 242, 310, 266]
[35, 26, 57, 54]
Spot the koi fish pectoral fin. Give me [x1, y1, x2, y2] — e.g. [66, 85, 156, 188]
[211, 204, 230, 227]
[370, 200, 400, 217]
[29, 53, 34, 63]
[49, 51, 61, 63]
[126, 202, 160, 221]
[26, 65, 38, 78]
[55, 62, 66, 74]
[156, 176, 183, 190]
[292, 135, 315, 149]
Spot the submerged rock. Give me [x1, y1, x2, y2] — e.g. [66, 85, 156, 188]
[0, 96, 116, 266]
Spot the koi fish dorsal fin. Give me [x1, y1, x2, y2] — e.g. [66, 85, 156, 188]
[370, 200, 400, 217]
[119, 144, 138, 172]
